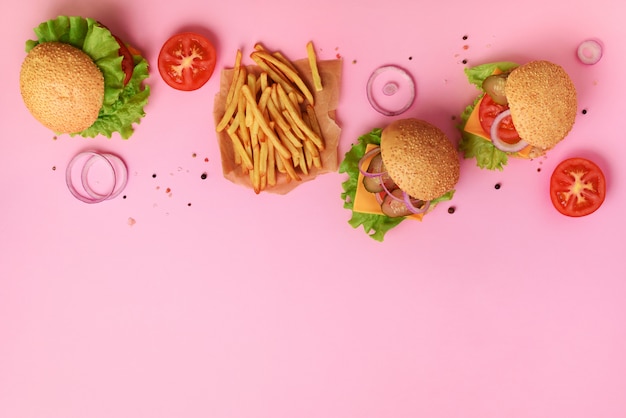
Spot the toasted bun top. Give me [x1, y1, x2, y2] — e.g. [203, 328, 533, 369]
[20, 42, 104, 134]
[381, 118, 460, 201]
[506, 60, 577, 149]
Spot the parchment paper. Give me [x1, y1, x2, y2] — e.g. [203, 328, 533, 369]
[213, 58, 343, 194]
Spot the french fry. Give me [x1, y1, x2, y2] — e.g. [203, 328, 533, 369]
[226, 116, 240, 135]
[251, 50, 315, 105]
[245, 74, 258, 127]
[267, 140, 277, 186]
[258, 86, 272, 113]
[303, 109, 323, 169]
[274, 51, 298, 72]
[281, 110, 305, 140]
[250, 53, 303, 103]
[248, 72, 260, 96]
[277, 84, 324, 150]
[240, 84, 291, 161]
[305, 104, 322, 138]
[237, 93, 251, 149]
[278, 153, 301, 182]
[254, 43, 299, 73]
[259, 71, 269, 91]
[276, 126, 301, 164]
[217, 66, 247, 132]
[226, 118, 242, 166]
[251, 87, 272, 148]
[306, 41, 323, 92]
[297, 146, 308, 175]
[237, 95, 253, 174]
[251, 141, 261, 194]
[226, 129, 254, 171]
[225, 49, 243, 104]
[304, 137, 322, 169]
[266, 92, 292, 133]
[267, 94, 303, 149]
[259, 135, 268, 180]
[275, 146, 286, 174]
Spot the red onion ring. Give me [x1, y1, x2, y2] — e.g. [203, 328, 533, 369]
[80, 153, 128, 200]
[377, 174, 430, 215]
[66, 151, 128, 204]
[490, 109, 530, 153]
[577, 39, 603, 65]
[366, 65, 416, 116]
[402, 192, 430, 214]
[379, 172, 398, 199]
[358, 147, 384, 178]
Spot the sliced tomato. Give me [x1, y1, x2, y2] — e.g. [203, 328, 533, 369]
[549, 157, 606, 217]
[478, 94, 521, 144]
[95, 21, 134, 85]
[114, 36, 135, 86]
[158, 32, 217, 91]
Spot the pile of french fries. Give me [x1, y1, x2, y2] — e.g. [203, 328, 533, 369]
[216, 42, 325, 194]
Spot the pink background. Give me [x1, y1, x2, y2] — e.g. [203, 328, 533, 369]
[1, 0, 625, 417]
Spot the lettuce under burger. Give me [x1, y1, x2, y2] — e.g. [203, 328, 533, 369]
[20, 16, 150, 139]
[340, 119, 458, 241]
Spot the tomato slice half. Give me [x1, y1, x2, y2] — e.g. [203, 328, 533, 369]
[549, 157, 606, 217]
[478, 94, 521, 144]
[158, 32, 217, 91]
[114, 36, 135, 86]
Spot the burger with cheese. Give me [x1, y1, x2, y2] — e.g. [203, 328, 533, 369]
[19, 16, 150, 139]
[340, 118, 460, 241]
[459, 60, 577, 170]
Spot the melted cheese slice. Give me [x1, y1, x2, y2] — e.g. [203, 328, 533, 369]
[353, 144, 425, 221]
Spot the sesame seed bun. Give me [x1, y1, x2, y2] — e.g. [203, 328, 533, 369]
[380, 118, 460, 201]
[506, 60, 577, 150]
[20, 42, 104, 134]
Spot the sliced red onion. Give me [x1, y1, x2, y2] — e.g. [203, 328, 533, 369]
[66, 151, 128, 204]
[377, 175, 430, 215]
[490, 109, 530, 153]
[577, 39, 603, 65]
[358, 147, 384, 178]
[402, 192, 430, 214]
[379, 173, 398, 199]
[366, 65, 416, 116]
[80, 153, 128, 200]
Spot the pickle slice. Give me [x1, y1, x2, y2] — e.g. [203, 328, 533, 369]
[482, 74, 509, 105]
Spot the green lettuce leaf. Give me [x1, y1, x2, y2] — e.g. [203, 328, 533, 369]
[25, 16, 150, 139]
[464, 61, 519, 89]
[458, 61, 519, 171]
[339, 129, 455, 242]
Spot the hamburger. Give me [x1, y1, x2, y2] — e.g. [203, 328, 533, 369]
[459, 60, 577, 170]
[340, 118, 460, 241]
[19, 16, 150, 139]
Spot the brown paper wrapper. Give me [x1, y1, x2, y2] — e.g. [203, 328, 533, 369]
[213, 58, 343, 194]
